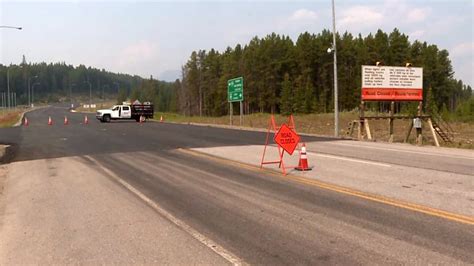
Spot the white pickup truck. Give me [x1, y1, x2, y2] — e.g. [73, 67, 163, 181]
[96, 101, 154, 123]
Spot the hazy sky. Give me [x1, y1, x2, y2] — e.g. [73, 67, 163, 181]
[1, 0, 473, 85]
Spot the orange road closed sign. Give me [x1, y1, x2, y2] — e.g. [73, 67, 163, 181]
[274, 124, 300, 155]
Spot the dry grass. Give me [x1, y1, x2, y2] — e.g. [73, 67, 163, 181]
[0, 110, 22, 128]
[156, 111, 474, 149]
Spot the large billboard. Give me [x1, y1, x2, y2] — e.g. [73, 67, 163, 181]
[361, 65, 423, 101]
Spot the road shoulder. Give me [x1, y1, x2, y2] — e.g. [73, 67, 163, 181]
[0, 156, 230, 265]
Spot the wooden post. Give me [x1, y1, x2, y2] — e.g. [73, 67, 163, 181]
[364, 118, 372, 140]
[358, 101, 365, 140]
[389, 101, 395, 143]
[230, 102, 233, 126]
[405, 119, 413, 143]
[427, 118, 440, 147]
[348, 121, 355, 137]
[240, 101, 243, 126]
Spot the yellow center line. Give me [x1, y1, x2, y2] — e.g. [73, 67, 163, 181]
[177, 148, 474, 226]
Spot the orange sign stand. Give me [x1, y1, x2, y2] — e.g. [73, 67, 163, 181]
[260, 115, 299, 175]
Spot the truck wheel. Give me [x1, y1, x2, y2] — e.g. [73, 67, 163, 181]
[104, 115, 111, 123]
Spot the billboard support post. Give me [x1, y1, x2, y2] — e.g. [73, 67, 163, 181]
[358, 101, 364, 140]
[240, 101, 243, 126]
[230, 102, 233, 126]
[389, 101, 395, 143]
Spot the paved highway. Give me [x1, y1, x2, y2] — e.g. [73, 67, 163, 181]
[0, 105, 473, 264]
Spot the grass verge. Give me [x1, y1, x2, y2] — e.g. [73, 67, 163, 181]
[0, 110, 23, 128]
[154, 112, 474, 149]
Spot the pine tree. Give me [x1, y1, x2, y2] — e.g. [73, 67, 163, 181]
[280, 73, 293, 115]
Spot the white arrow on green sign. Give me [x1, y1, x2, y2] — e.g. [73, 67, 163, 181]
[228, 77, 244, 102]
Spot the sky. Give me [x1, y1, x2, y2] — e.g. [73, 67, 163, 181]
[1, 0, 473, 86]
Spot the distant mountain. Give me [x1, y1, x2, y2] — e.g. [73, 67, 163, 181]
[159, 69, 181, 82]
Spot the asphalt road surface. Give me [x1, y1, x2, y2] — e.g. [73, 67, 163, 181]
[0, 105, 473, 264]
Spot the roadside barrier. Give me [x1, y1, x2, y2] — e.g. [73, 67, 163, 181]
[295, 143, 312, 171]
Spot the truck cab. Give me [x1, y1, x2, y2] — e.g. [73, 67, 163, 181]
[110, 105, 131, 119]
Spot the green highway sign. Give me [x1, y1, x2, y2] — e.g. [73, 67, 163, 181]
[228, 77, 244, 102]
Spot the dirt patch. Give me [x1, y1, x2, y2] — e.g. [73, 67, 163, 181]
[157, 112, 474, 149]
[0, 111, 22, 128]
[0, 164, 7, 230]
[0, 165, 6, 197]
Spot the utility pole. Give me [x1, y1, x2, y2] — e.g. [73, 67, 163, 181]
[0, 26, 22, 110]
[85, 80, 92, 111]
[331, 0, 339, 137]
[1, 93, 4, 114]
[7, 68, 10, 109]
[114, 82, 119, 94]
[28, 75, 38, 107]
[70, 83, 76, 108]
[31, 82, 40, 107]
[199, 70, 202, 117]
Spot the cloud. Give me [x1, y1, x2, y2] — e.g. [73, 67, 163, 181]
[276, 8, 318, 33]
[113, 40, 162, 78]
[118, 40, 157, 67]
[450, 42, 474, 86]
[451, 42, 474, 57]
[337, 1, 431, 32]
[338, 6, 383, 28]
[409, 30, 425, 39]
[406, 8, 431, 23]
[289, 9, 318, 21]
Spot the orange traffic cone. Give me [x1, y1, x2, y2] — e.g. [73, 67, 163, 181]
[84, 115, 89, 125]
[64, 116, 69, 125]
[160, 115, 163, 123]
[48, 116, 53, 126]
[24, 117, 29, 126]
[295, 143, 312, 171]
[139, 115, 144, 125]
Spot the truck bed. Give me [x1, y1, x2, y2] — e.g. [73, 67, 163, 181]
[131, 104, 154, 118]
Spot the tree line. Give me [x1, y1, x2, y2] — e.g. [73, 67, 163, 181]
[0, 61, 179, 112]
[2, 28, 471, 119]
[0, 61, 145, 105]
[178, 28, 472, 117]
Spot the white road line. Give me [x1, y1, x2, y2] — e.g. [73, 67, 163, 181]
[308, 152, 392, 168]
[330, 142, 474, 160]
[85, 156, 244, 266]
